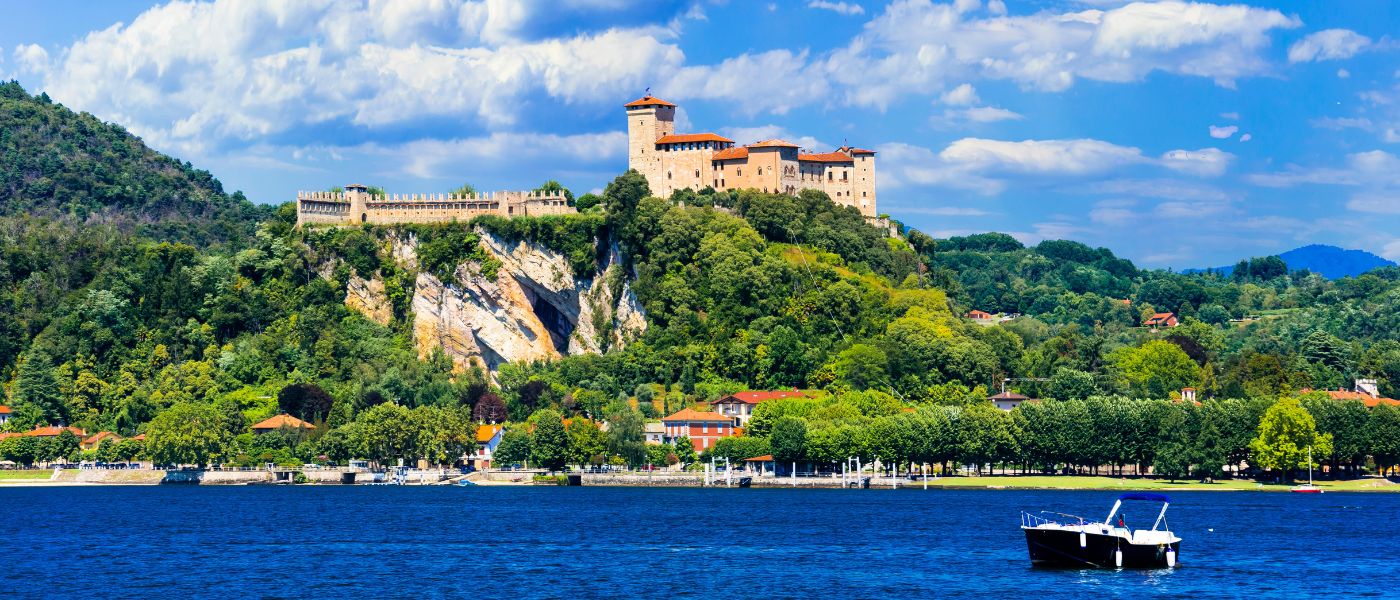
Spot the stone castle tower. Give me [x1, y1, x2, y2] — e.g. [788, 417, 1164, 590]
[625, 95, 676, 188]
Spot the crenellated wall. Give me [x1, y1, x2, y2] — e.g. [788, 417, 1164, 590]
[296, 188, 574, 227]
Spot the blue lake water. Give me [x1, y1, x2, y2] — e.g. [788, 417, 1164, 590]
[6, 485, 1398, 599]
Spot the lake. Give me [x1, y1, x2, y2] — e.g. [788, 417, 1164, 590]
[6, 485, 1397, 599]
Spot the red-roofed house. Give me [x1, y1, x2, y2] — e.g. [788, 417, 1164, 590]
[966, 310, 994, 321]
[251, 414, 315, 434]
[0, 404, 11, 426]
[81, 431, 121, 451]
[712, 389, 809, 426]
[1309, 380, 1400, 408]
[469, 425, 504, 470]
[1143, 312, 1179, 329]
[662, 408, 737, 452]
[26, 426, 86, 438]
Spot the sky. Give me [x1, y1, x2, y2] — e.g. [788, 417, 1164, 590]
[2, 0, 1398, 269]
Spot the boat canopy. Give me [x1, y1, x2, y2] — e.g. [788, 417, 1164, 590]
[1118, 493, 1170, 503]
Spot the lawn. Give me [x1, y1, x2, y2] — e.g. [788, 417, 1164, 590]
[918, 475, 1399, 492]
[0, 470, 60, 480]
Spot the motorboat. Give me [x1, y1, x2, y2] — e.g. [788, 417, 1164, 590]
[1021, 493, 1181, 568]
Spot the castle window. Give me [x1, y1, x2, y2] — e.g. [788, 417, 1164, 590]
[758, 167, 763, 175]
[667, 171, 672, 179]
[695, 169, 700, 178]
[737, 168, 742, 176]
[862, 191, 867, 197]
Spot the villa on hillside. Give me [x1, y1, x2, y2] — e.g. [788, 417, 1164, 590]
[661, 408, 738, 452]
[251, 414, 315, 435]
[1305, 379, 1400, 407]
[1143, 312, 1179, 329]
[0, 405, 10, 426]
[989, 391, 1035, 411]
[712, 389, 809, 426]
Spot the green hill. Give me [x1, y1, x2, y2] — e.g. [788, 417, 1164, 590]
[0, 80, 267, 244]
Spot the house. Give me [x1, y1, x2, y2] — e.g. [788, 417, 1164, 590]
[1143, 312, 1179, 328]
[966, 310, 994, 321]
[743, 454, 776, 475]
[0, 405, 11, 426]
[712, 389, 808, 426]
[250, 414, 315, 434]
[470, 425, 504, 470]
[1312, 379, 1400, 408]
[644, 421, 665, 445]
[662, 407, 738, 452]
[81, 431, 121, 451]
[988, 391, 1031, 411]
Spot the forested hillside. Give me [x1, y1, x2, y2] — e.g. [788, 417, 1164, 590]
[3, 80, 1400, 477]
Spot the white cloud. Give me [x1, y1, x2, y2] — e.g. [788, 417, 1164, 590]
[1384, 240, 1400, 261]
[940, 83, 979, 106]
[1250, 150, 1400, 187]
[1312, 116, 1373, 131]
[1288, 28, 1371, 63]
[817, 0, 1299, 109]
[1347, 193, 1400, 215]
[807, 1, 865, 16]
[953, 0, 980, 14]
[986, 0, 1006, 17]
[1220, 112, 1239, 120]
[29, 1, 687, 156]
[895, 206, 995, 216]
[12, 43, 48, 74]
[932, 105, 1024, 126]
[1239, 133, 1252, 142]
[940, 138, 1145, 175]
[1338, 68, 1350, 79]
[1209, 124, 1237, 139]
[1160, 148, 1232, 177]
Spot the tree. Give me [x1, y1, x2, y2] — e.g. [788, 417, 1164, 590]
[494, 428, 532, 467]
[474, 392, 507, 423]
[1048, 368, 1097, 400]
[606, 410, 647, 467]
[1369, 404, 1400, 476]
[1249, 398, 1333, 480]
[958, 404, 1016, 475]
[147, 403, 229, 467]
[566, 419, 607, 467]
[15, 350, 64, 424]
[53, 429, 81, 462]
[534, 180, 575, 204]
[770, 416, 808, 465]
[277, 382, 335, 423]
[673, 436, 698, 465]
[575, 193, 603, 211]
[830, 344, 889, 391]
[1114, 341, 1202, 399]
[452, 183, 478, 196]
[356, 403, 416, 464]
[529, 409, 570, 471]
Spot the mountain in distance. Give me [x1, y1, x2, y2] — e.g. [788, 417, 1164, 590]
[1188, 244, 1396, 279]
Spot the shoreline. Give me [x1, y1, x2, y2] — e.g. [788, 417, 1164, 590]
[2, 470, 1396, 492]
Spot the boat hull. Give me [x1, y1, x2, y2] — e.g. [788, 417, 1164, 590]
[1023, 528, 1180, 569]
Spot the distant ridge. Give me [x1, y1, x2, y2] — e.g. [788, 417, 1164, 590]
[1188, 244, 1396, 279]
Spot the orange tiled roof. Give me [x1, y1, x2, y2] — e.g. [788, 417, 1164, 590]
[661, 407, 733, 423]
[966, 310, 993, 319]
[476, 424, 502, 443]
[251, 414, 314, 430]
[0, 405, 11, 414]
[989, 392, 1029, 401]
[1143, 312, 1177, 325]
[744, 454, 774, 462]
[656, 133, 732, 144]
[0, 432, 22, 441]
[798, 151, 854, 163]
[715, 390, 808, 405]
[713, 146, 749, 160]
[624, 95, 676, 108]
[131, 434, 146, 442]
[83, 431, 120, 445]
[841, 146, 876, 155]
[1323, 390, 1400, 407]
[26, 426, 86, 437]
[750, 139, 799, 148]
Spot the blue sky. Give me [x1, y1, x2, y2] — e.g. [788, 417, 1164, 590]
[3, 0, 1398, 269]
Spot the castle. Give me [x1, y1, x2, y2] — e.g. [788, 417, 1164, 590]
[295, 94, 878, 227]
[296, 184, 573, 227]
[625, 95, 877, 217]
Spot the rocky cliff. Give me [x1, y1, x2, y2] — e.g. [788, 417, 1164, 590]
[339, 229, 645, 373]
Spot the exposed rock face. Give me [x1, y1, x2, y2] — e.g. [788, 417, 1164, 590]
[332, 229, 646, 374]
[344, 274, 393, 326]
[478, 231, 647, 355]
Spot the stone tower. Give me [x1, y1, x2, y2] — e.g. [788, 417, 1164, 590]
[345, 183, 371, 224]
[625, 95, 675, 184]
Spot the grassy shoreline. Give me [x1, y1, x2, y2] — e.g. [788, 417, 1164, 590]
[911, 475, 1399, 492]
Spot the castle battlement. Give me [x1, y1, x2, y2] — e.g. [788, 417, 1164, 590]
[296, 184, 574, 227]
